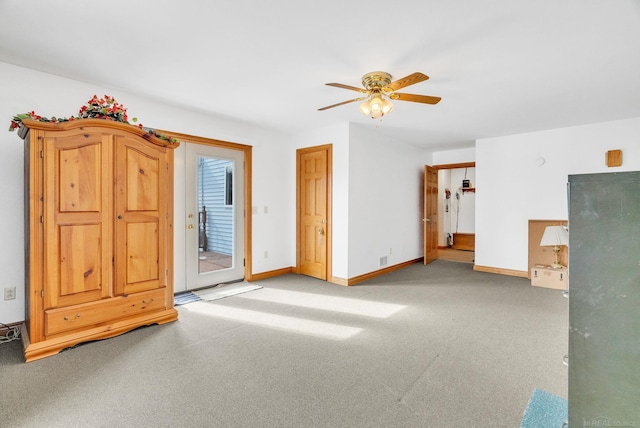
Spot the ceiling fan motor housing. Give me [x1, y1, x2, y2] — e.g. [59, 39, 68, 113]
[362, 71, 392, 90]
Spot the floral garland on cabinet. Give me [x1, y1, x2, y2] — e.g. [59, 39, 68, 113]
[8, 94, 178, 144]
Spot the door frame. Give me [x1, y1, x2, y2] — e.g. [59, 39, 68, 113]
[424, 165, 439, 264]
[295, 144, 332, 281]
[159, 130, 255, 282]
[432, 162, 476, 257]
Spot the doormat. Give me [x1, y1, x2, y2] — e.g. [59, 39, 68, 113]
[192, 283, 262, 302]
[520, 388, 567, 428]
[174, 292, 202, 306]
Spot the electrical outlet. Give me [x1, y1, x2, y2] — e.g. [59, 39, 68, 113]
[264, 250, 268, 259]
[4, 287, 16, 301]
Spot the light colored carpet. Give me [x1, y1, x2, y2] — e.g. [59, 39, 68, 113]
[0, 260, 568, 428]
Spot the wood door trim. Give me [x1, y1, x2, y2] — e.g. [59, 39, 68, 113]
[433, 162, 476, 170]
[474, 265, 528, 278]
[157, 130, 254, 281]
[431, 161, 475, 263]
[423, 165, 438, 264]
[296, 144, 332, 280]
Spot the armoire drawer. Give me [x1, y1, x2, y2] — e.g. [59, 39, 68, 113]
[44, 289, 166, 336]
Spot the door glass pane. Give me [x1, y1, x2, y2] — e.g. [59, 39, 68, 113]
[197, 155, 234, 274]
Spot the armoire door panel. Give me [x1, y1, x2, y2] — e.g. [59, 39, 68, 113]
[123, 142, 160, 212]
[58, 223, 103, 295]
[126, 221, 159, 284]
[57, 143, 102, 212]
[115, 135, 168, 296]
[44, 132, 112, 309]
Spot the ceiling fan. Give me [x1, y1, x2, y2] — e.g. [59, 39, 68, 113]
[318, 71, 441, 119]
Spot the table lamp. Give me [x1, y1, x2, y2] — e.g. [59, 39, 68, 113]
[540, 225, 569, 269]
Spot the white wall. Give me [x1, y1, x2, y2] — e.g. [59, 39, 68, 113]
[291, 122, 351, 278]
[291, 123, 434, 280]
[476, 117, 640, 273]
[433, 147, 475, 165]
[347, 124, 432, 278]
[0, 62, 294, 323]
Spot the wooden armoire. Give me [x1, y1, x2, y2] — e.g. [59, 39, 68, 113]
[19, 118, 179, 362]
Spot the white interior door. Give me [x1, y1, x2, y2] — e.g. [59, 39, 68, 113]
[185, 143, 244, 290]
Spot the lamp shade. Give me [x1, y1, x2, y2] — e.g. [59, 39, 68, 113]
[381, 99, 394, 114]
[369, 96, 384, 112]
[540, 225, 569, 247]
[359, 101, 371, 115]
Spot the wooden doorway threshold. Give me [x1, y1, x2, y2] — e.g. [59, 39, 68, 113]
[438, 248, 475, 264]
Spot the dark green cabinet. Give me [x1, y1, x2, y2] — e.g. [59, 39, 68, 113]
[568, 171, 640, 427]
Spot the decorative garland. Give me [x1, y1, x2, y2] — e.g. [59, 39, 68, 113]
[9, 95, 178, 144]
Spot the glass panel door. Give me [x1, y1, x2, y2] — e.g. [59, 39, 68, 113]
[185, 143, 244, 290]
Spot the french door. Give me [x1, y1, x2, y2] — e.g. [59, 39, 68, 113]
[185, 143, 244, 289]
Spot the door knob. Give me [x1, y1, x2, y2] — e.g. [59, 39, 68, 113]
[187, 224, 194, 230]
[423, 218, 431, 223]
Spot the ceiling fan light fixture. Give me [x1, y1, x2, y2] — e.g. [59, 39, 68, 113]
[359, 101, 371, 115]
[381, 99, 394, 114]
[358, 94, 393, 119]
[369, 96, 384, 112]
[319, 71, 439, 119]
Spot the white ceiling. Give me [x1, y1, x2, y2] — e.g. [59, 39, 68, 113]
[1, 1, 639, 150]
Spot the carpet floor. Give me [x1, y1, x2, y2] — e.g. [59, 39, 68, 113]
[0, 260, 568, 428]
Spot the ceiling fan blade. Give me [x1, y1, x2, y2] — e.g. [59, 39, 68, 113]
[391, 92, 441, 104]
[386, 72, 429, 91]
[326, 82, 367, 93]
[318, 97, 367, 111]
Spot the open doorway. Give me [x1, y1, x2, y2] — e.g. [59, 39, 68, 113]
[435, 162, 476, 264]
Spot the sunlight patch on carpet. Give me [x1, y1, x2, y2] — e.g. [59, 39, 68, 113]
[235, 288, 406, 318]
[184, 300, 363, 340]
